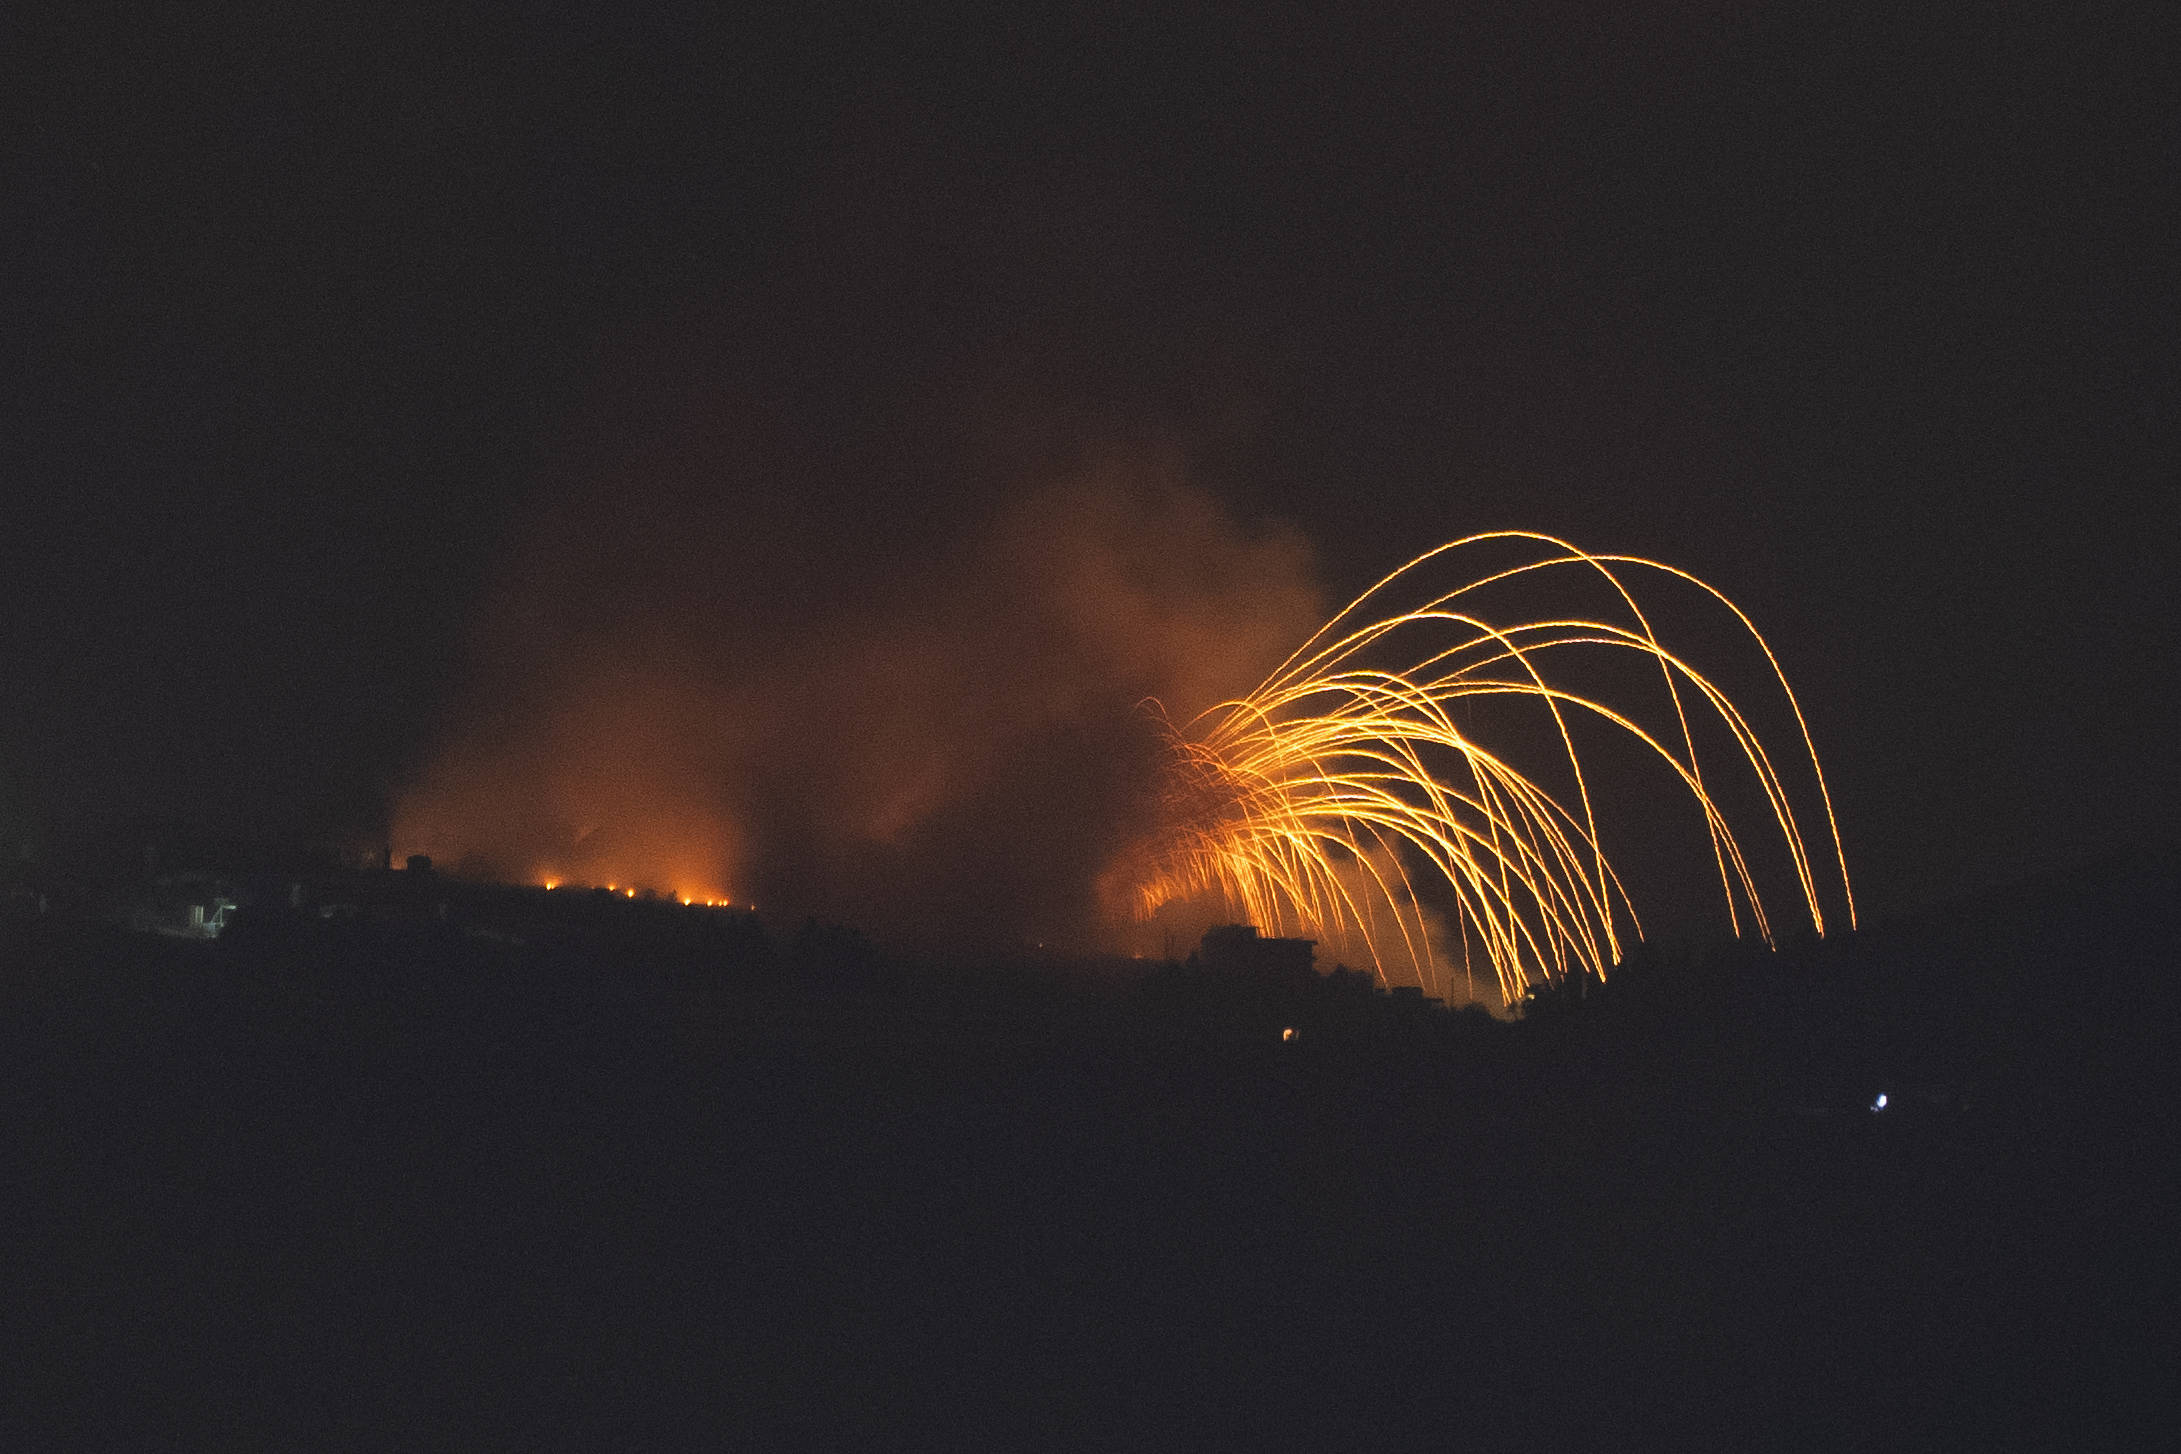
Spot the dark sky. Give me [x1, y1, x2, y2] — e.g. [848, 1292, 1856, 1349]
[4, 4, 2174, 926]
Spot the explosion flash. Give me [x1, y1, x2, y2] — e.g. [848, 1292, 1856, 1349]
[1119, 532, 1855, 1007]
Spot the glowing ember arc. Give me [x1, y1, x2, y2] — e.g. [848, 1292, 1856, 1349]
[1122, 532, 1855, 1007]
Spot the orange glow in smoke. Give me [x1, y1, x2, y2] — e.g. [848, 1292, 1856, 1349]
[391, 470, 1331, 956]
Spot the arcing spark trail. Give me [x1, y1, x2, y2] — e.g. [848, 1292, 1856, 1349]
[1121, 533, 1854, 1007]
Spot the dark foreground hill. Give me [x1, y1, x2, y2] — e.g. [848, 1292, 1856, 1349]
[3, 857, 2175, 1450]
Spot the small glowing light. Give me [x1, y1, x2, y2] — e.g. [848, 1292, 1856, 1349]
[625, 888, 636, 898]
[542, 880, 559, 891]
[1281, 1027, 1297, 1042]
[1872, 1093, 1889, 1112]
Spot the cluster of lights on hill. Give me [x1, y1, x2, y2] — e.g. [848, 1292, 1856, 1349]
[537, 879, 748, 911]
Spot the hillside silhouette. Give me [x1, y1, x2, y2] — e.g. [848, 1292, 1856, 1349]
[3, 850, 2173, 1447]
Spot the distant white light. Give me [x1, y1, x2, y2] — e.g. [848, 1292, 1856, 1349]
[1872, 1092, 1889, 1112]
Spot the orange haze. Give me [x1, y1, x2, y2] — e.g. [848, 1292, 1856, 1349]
[393, 443, 1324, 952]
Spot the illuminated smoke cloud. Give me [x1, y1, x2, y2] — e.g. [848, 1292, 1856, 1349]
[393, 436, 1325, 951]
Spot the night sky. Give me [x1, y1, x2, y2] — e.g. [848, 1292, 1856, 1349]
[5, 6, 2174, 932]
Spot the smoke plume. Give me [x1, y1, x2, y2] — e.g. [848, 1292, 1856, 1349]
[393, 424, 1325, 954]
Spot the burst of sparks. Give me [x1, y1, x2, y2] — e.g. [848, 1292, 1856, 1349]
[1124, 532, 1854, 1007]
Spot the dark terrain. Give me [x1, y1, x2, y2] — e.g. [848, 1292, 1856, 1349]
[4, 856, 2175, 1449]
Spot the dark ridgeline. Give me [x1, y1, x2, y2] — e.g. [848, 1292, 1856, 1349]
[2, 850, 2175, 1447]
